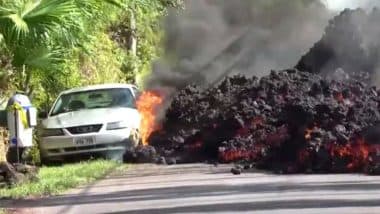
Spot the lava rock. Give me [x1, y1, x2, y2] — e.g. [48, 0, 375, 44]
[149, 60, 380, 174]
[14, 163, 38, 175]
[230, 167, 241, 175]
[157, 156, 167, 165]
[166, 157, 177, 165]
[0, 162, 29, 185]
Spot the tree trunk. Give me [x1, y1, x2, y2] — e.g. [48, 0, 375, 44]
[0, 127, 8, 163]
[23, 66, 33, 96]
[15, 65, 33, 96]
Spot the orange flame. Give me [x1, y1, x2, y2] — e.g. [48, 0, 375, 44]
[219, 144, 264, 162]
[136, 91, 164, 145]
[329, 137, 370, 171]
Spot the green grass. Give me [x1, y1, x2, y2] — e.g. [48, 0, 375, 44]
[0, 160, 124, 199]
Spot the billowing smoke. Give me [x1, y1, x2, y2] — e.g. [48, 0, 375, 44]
[145, 0, 333, 92]
[142, 0, 380, 127]
[297, 8, 380, 85]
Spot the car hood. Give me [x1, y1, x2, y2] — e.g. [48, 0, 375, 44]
[42, 108, 140, 129]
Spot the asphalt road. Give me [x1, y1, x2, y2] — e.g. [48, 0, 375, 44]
[3, 163, 380, 214]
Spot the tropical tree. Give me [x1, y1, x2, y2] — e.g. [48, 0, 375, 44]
[0, 0, 82, 95]
[0, 0, 124, 162]
[108, 0, 184, 85]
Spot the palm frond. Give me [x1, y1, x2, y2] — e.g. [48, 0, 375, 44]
[13, 45, 64, 69]
[7, 13, 28, 35]
[0, 0, 79, 47]
[24, 0, 78, 19]
[103, 0, 123, 8]
[25, 47, 63, 68]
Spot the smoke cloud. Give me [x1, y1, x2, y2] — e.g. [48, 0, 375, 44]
[296, 7, 380, 85]
[146, 0, 333, 91]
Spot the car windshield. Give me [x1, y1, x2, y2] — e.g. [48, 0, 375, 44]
[50, 88, 135, 116]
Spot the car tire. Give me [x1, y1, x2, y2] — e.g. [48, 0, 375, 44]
[130, 129, 140, 147]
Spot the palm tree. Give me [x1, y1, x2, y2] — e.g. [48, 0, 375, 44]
[0, 0, 83, 94]
[0, 0, 124, 163]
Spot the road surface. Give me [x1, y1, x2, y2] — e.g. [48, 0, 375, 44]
[3, 163, 380, 214]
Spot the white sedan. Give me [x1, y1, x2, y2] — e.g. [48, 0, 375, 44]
[39, 84, 141, 164]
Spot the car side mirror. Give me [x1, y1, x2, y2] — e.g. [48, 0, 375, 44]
[38, 111, 48, 119]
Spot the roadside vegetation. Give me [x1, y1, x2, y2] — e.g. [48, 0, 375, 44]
[0, 0, 183, 163]
[0, 0, 183, 106]
[0, 160, 124, 199]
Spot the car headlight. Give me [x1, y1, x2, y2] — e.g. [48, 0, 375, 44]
[106, 121, 128, 130]
[41, 128, 64, 137]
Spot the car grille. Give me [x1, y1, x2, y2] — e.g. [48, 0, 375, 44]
[66, 124, 102, 134]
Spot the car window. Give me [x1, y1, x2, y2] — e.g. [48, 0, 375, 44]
[50, 88, 135, 116]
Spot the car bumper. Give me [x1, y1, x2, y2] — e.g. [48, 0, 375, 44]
[40, 128, 133, 159]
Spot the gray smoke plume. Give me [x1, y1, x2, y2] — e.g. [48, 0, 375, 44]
[145, 0, 333, 91]
[296, 7, 380, 85]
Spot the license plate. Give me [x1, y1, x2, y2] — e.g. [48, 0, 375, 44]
[74, 137, 95, 146]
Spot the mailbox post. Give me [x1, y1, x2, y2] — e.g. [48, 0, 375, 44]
[6, 92, 37, 163]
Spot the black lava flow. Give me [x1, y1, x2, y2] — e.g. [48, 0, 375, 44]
[127, 9, 380, 175]
[146, 69, 380, 174]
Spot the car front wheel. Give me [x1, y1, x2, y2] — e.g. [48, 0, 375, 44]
[129, 129, 141, 147]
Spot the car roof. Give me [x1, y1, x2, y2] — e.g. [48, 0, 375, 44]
[61, 83, 137, 95]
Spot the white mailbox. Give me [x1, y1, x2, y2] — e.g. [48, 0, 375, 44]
[6, 93, 37, 148]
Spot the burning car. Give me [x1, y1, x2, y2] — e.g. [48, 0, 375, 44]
[39, 84, 142, 164]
